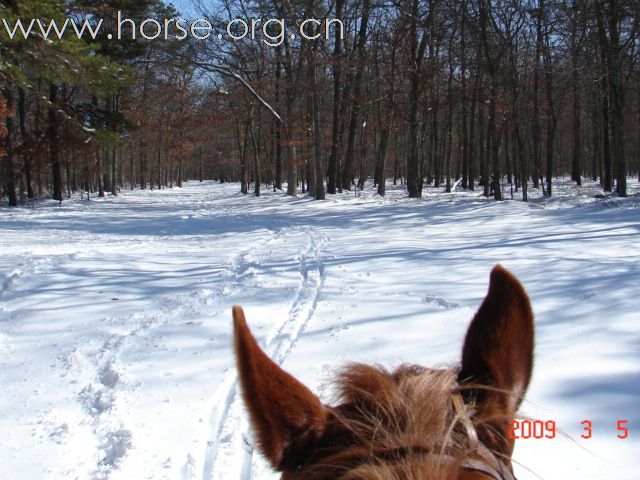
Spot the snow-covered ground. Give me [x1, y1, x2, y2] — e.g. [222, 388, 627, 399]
[0, 179, 638, 480]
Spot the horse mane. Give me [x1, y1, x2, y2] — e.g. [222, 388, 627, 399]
[283, 363, 493, 480]
[333, 363, 466, 451]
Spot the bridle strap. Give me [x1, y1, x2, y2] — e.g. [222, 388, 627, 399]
[450, 393, 516, 480]
[364, 445, 515, 480]
[462, 458, 516, 480]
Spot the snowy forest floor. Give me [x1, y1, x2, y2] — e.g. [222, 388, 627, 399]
[1, 178, 639, 480]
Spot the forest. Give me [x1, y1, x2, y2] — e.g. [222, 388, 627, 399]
[1, 0, 639, 205]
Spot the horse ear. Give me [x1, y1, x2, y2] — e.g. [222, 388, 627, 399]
[232, 306, 328, 471]
[458, 265, 534, 456]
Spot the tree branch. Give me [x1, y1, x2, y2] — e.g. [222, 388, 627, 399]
[196, 63, 283, 125]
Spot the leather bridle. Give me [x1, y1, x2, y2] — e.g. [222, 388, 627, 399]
[363, 442, 515, 480]
[381, 367, 518, 479]
[453, 392, 517, 480]
[461, 444, 516, 480]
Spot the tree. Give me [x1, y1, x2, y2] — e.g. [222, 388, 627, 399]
[594, 0, 630, 197]
[1, 92, 17, 206]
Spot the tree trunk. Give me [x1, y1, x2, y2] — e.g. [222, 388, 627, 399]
[605, 0, 627, 196]
[460, 8, 469, 190]
[238, 120, 249, 194]
[285, 102, 297, 197]
[249, 116, 261, 197]
[327, 0, 344, 194]
[49, 83, 63, 202]
[96, 150, 104, 197]
[480, 0, 502, 200]
[600, 65, 612, 191]
[406, 0, 430, 198]
[571, 67, 582, 186]
[342, 0, 371, 191]
[274, 45, 283, 190]
[468, 67, 479, 191]
[517, 127, 528, 201]
[3, 88, 17, 206]
[376, 123, 391, 196]
[480, 106, 489, 198]
[444, 36, 455, 193]
[312, 63, 325, 200]
[532, 7, 543, 190]
[358, 112, 367, 191]
[111, 147, 118, 196]
[17, 88, 34, 199]
[595, 1, 614, 192]
[111, 93, 120, 196]
[283, 47, 298, 197]
[542, 0, 555, 197]
[570, 0, 583, 186]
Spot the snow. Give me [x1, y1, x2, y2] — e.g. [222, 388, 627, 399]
[0, 179, 638, 480]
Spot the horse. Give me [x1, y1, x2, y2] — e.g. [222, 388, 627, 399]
[232, 264, 534, 479]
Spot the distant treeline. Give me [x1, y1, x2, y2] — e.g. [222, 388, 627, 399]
[1, 0, 639, 205]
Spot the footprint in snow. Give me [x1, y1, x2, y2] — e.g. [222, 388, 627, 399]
[422, 295, 461, 310]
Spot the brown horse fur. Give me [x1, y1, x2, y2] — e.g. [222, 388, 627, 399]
[232, 264, 534, 479]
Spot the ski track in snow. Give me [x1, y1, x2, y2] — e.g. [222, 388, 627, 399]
[199, 226, 283, 480]
[202, 228, 327, 480]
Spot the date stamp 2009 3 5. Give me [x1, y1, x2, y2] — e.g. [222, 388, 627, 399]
[508, 419, 632, 440]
